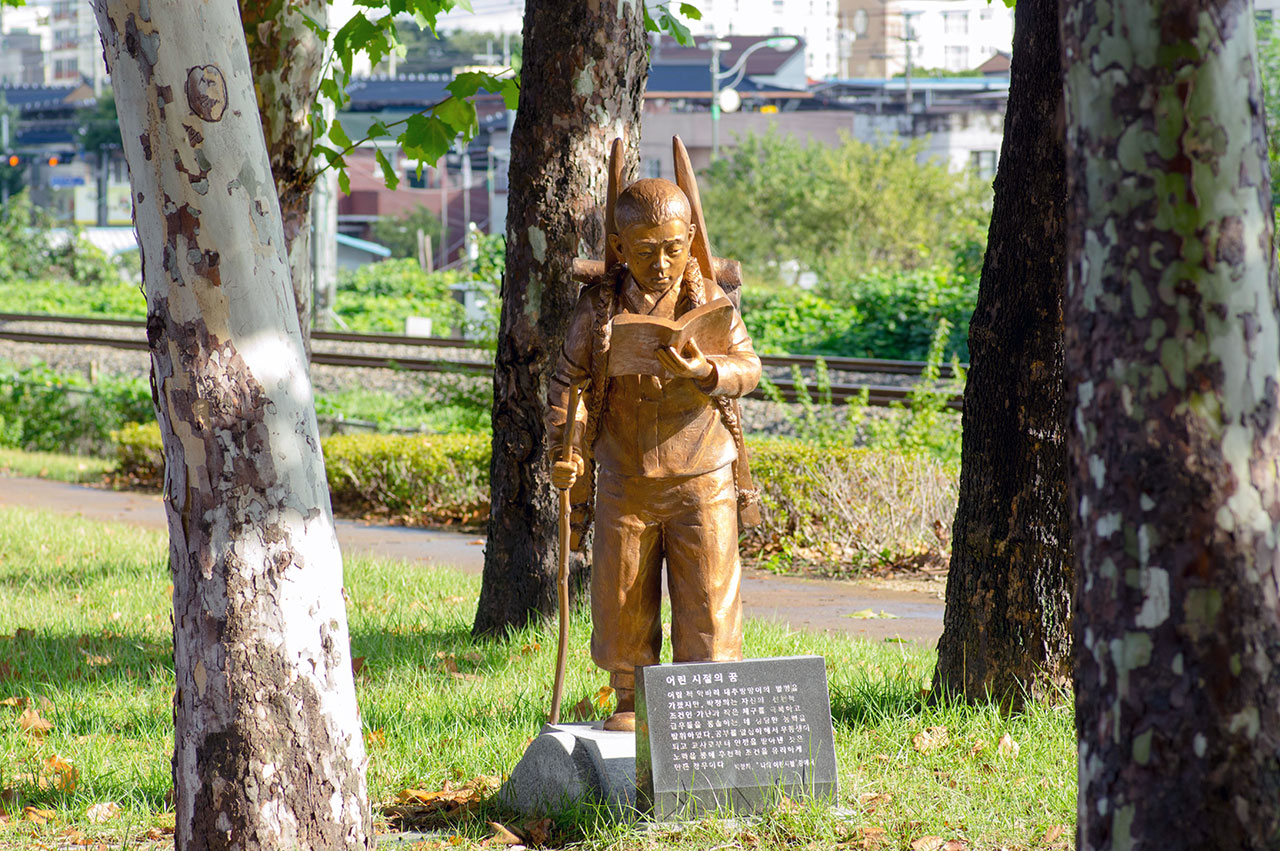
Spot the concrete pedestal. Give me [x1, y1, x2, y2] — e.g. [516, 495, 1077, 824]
[498, 723, 636, 818]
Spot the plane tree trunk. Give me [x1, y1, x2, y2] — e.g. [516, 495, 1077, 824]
[93, 1, 370, 847]
[1062, 0, 1280, 846]
[473, 0, 647, 637]
[932, 0, 1073, 708]
[240, 0, 326, 349]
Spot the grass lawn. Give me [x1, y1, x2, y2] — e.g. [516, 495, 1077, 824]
[0, 449, 115, 484]
[0, 506, 1075, 850]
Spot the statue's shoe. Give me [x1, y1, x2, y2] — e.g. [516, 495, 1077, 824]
[603, 711, 636, 732]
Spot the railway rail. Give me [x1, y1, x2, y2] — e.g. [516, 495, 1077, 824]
[0, 311, 964, 409]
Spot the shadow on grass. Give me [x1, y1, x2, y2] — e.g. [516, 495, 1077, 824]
[829, 677, 927, 730]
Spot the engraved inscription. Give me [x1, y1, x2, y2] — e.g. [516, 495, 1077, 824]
[661, 672, 816, 776]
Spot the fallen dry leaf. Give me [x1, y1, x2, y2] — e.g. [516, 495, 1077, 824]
[386, 775, 500, 830]
[942, 841, 968, 851]
[859, 791, 892, 813]
[910, 838, 947, 851]
[25, 806, 56, 825]
[85, 802, 121, 823]
[969, 741, 985, 756]
[912, 725, 949, 754]
[520, 642, 541, 655]
[854, 826, 889, 848]
[45, 754, 79, 792]
[0, 696, 27, 710]
[522, 817, 552, 846]
[351, 656, 366, 676]
[79, 648, 112, 667]
[998, 733, 1020, 759]
[489, 821, 523, 845]
[365, 728, 386, 748]
[593, 685, 615, 709]
[1040, 824, 1068, 844]
[846, 608, 899, 620]
[462, 652, 484, 664]
[18, 707, 53, 737]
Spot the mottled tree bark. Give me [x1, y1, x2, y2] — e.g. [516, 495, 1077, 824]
[241, 0, 325, 349]
[933, 0, 1073, 708]
[1062, 0, 1280, 847]
[473, 0, 647, 636]
[94, 1, 371, 848]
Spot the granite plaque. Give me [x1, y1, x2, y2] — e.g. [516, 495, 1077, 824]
[635, 656, 838, 819]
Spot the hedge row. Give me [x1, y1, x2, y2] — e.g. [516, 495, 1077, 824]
[113, 424, 957, 573]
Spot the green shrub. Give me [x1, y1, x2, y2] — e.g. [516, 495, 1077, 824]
[0, 362, 152, 454]
[111, 426, 956, 573]
[111, 420, 164, 487]
[324, 432, 490, 525]
[113, 424, 491, 528]
[334, 258, 466, 334]
[0, 278, 144, 318]
[741, 265, 976, 362]
[0, 190, 123, 289]
[745, 438, 956, 575]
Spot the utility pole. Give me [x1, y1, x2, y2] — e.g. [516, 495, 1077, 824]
[97, 146, 109, 225]
[486, 146, 496, 235]
[461, 142, 472, 232]
[439, 160, 449, 267]
[1, 114, 9, 207]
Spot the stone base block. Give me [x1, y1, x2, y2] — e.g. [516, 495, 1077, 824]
[497, 723, 636, 818]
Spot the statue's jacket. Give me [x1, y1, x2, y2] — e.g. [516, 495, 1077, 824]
[546, 271, 761, 482]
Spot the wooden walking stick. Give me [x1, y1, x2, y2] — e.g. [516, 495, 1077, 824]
[549, 381, 582, 724]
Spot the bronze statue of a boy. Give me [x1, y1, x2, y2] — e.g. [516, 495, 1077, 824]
[547, 139, 761, 732]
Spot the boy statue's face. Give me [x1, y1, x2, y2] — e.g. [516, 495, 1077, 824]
[609, 217, 697, 294]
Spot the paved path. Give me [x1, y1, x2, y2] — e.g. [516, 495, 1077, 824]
[2, 476, 944, 645]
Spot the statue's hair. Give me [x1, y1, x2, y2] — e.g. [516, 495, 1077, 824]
[614, 178, 692, 231]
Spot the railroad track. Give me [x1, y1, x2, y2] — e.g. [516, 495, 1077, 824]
[0, 311, 964, 409]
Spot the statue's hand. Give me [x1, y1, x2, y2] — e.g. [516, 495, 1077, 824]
[657, 339, 713, 381]
[551, 452, 585, 490]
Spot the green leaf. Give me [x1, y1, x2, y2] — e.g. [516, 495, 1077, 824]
[679, 2, 702, 20]
[368, 121, 391, 140]
[338, 168, 351, 196]
[312, 143, 343, 164]
[329, 119, 354, 151]
[658, 10, 694, 46]
[401, 113, 455, 165]
[644, 5, 660, 33]
[499, 79, 520, 110]
[447, 71, 503, 99]
[375, 148, 401, 191]
[433, 96, 477, 135]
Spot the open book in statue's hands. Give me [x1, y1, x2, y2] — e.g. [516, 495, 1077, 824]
[608, 297, 735, 377]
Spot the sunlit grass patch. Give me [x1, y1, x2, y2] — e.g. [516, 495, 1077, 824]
[0, 506, 1075, 849]
[0, 449, 115, 484]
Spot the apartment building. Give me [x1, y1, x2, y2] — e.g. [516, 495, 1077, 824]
[835, 0, 1012, 79]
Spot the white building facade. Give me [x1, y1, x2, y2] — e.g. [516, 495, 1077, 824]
[678, 0, 841, 80]
[895, 0, 1013, 73]
[0, 0, 107, 90]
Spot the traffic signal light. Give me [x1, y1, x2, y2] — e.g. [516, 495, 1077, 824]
[47, 155, 59, 167]
[5, 155, 15, 167]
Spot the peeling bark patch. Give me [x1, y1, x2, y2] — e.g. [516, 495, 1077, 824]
[186, 65, 228, 122]
[122, 14, 158, 84]
[1216, 215, 1245, 268]
[139, 131, 152, 161]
